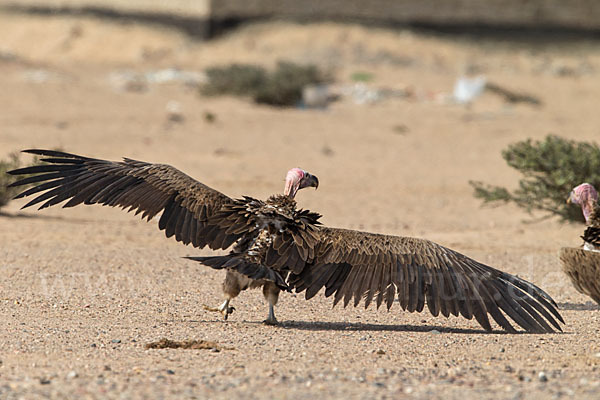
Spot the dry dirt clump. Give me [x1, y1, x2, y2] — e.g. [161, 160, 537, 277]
[145, 338, 234, 351]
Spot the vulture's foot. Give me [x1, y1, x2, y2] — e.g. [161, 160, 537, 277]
[263, 317, 278, 326]
[263, 304, 278, 325]
[203, 300, 235, 320]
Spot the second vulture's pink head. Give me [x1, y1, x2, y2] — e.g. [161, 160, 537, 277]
[568, 183, 598, 223]
[284, 168, 319, 198]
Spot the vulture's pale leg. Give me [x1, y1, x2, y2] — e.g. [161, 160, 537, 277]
[203, 298, 235, 320]
[263, 282, 280, 325]
[203, 271, 244, 320]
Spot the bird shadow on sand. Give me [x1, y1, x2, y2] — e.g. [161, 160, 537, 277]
[184, 318, 565, 335]
[0, 210, 92, 224]
[276, 320, 507, 335]
[558, 301, 599, 311]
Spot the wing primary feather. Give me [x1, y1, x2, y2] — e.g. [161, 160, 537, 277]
[324, 263, 351, 298]
[12, 177, 68, 199]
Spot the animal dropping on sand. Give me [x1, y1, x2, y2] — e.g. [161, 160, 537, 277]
[8, 149, 564, 333]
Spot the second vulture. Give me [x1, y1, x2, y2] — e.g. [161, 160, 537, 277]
[8, 149, 564, 333]
[560, 183, 600, 304]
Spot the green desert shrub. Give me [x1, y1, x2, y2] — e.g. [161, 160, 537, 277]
[470, 135, 600, 222]
[0, 153, 26, 209]
[0, 152, 45, 210]
[201, 61, 329, 107]
[201, 64, 268, 97]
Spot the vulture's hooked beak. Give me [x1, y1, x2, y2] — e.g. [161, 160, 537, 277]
[566, 191, 574, 204]
[301, 173, 319, 191]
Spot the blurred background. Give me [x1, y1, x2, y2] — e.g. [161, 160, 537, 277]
[2, 4, 600, 398]
[1, 0, 600, 231]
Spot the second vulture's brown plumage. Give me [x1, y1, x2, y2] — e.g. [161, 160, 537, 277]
[8, 149, 565, 333]
[560, 247, 600, 304]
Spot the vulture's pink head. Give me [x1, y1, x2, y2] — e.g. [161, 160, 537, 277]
[568, 183, 598, 223]
[284, 168, 319, 198]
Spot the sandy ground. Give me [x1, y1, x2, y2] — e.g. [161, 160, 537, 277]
[1, 12, 600, 399]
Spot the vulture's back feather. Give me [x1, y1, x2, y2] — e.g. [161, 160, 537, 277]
[560, 247, 600, 305]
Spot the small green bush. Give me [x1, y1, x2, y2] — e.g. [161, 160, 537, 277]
[0, 152, 45, 210]
[470, 135, 600, 222]
[201, 64, 267, 97]
[0, 153, 25, 209]
[200, 61, 329, 107]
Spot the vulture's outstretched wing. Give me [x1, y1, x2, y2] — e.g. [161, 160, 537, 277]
[284, 227, 564, 333]
[8, 149, 247, 250]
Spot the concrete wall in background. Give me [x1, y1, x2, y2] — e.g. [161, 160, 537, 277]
[210, 0, 600, 30]
[0, 0, 211, 17]
[1, 0, 599, 33]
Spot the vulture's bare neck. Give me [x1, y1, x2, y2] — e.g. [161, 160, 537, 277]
[588, 203, 600, 227]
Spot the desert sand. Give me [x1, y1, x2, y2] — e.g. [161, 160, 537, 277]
[1, 12, 600, 399]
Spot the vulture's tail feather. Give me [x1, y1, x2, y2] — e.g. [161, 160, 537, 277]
[186, 255, 289, 291]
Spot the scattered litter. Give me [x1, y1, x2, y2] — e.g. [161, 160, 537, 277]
[485, 82, 542, 106]
[339, 82, 383, 104]
[451, 76, 542, 106]
[302, 82, 413, 107]
[452, 76, 487, 104]
[22, 69, 59, 84]
[145, 338, 234, 351]
[302, 84, 333, 108]
[108, 71, 147, 92]
[145, 68, 205, 86]
[108, 68, 205, 92]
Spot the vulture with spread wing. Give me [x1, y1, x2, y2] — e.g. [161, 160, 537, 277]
[8, 150, 564, 333]
[560, 183, 600, 304]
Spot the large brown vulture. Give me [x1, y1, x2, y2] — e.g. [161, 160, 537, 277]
[560, 183, 600, 304]
[8, 149, 564, 333]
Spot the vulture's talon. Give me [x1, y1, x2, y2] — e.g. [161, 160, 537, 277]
[263, 318, 278, 326]
[202, 304, 219, 312]
[222, 306, 235, 320]
[204, 301, 235, 320]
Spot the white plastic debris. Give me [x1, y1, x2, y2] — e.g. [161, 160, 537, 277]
[108, 69, 206, 92]
[145, 68, 206, 86]
[452, 75, 487, 104]
[302, 84, 331, 108]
